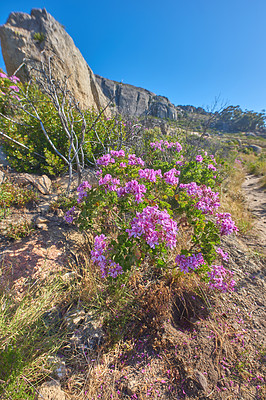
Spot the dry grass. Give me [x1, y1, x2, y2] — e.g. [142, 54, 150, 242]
[220, 163, 254, 233]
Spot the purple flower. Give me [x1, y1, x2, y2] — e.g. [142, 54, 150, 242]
[196, 155, 203, 162]
[96, 154, 115, 166]
[175, 253, 206, 273]
[208, 164, 217, 171]
[163, 168, 180, 185]
[180, 182, 220, 214]
[138, 168, 162, 183]
[0, 72, 7, 78]
[110, 149, 125, 158]
[150, 140, 182, 152]
[91, 235, 123, 278]
[126, 205, 178, 249]
[77, 181, 92, 203]
[64, 206, 76, 223]
[117, 180, 146, 203]
[9, 85, 19, 92]
[215, 213, 238, 235]
[128, 154, 145, 167]
[98, 174, 120, 193]
[216, 247, 229, 261]
[9, 75, 20, 83]
[208, 265, 235, 292]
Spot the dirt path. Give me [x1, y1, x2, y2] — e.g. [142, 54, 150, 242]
[242, 174, 266, 254]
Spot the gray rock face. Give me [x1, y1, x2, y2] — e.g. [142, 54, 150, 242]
[0, 9, 109, 112]
[96, 75, 180, 120]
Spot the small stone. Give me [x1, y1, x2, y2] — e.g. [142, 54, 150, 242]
[61, 271, 77, 283]
[47, 356, 67, 380]
[35, 216, 49, 229]
[0, 170, 5, 184]
[37, 380, 65, 400]
[126, 379, 138, 396]
[193, 370, 208, 392]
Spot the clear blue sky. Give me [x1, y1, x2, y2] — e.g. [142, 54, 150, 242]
[0, 0, 265, 112]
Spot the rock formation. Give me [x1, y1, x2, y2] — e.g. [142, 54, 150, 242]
[0, 8, 109, 112]
[95, 74, 181, 120]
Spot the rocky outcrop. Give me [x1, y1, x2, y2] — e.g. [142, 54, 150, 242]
[96, 75, 181, 120]
[0, 8, 109, 112]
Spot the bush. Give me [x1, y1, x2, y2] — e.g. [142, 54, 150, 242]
[66, 144, 237, 292]
[0, 71, 143, 177]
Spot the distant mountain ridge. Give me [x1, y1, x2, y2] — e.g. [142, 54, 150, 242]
[95, 74, 207, 120]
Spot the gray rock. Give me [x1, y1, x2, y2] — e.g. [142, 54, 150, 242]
[13, 173, 52, 194]
[35, 216, 49, 229]
[126, 379, 138, 396]
[37, 380, 65, 400]
[64, 307, 104, 350]
[248, 145, 262, 154]
[193, 370, 208, 392]
[47, 356, 67, 380]
[0, 9, 109, 112]
[96, 75, 180, 120]
[0, 170, 5, 184]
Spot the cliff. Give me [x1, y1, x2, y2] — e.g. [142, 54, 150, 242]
[0, 8, 109, 112]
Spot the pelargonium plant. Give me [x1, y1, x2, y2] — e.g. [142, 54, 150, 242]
[65, 147, 237, 293]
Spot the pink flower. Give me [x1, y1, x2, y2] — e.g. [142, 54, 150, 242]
[117, 180, 146, 203]
[96, 154, 115, 166]
[208, 265, 235, 292]
[196, 155, 203, 162]
[0, 72, 7, 78]
[163, 168, 180, 185]
[175, 253, 206, 273]
[216, 247, 229, 261]
[215, 213, 238, 235]
[208, 164, 217, 171]
[138, 168, 162, 183]
[9, 85, 19, 92]
[9, 75, 20, 83]
[110, 149, 125, 158]
[65, 206, 76, 223]
[126, 205, 178, 249]
[77, 181, 92, 203]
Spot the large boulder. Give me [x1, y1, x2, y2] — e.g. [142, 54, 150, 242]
[0, 8, 109, 112]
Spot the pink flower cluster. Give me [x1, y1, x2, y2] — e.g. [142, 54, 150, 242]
[150, 140, 182, 152]
[91, 234, 123, 278]
[216, 247, 229, 261]
[208, 164, 217, 171]
[99, 174, 120, 192]
[96, 154, 115, 166]
[138, 168, 162, 182]
[77, 181, 92, 203]
[175, 253, 206, 273]
[65, 206, 76, 223]
[215, 213, 238, 235]
[196, 155, 203, 162]
[208, 265, 235, 292]
[0, 73, 21, 99]
[128, 154, 145, 167]
[126, 205, 178, 249]
[110, 149, 125, 158]
[0, 72, 20, 83]
[180, 182, 220, 214]
[163, 168, 180, 185]
[117, 180, 146, 203]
